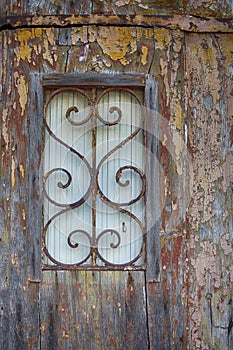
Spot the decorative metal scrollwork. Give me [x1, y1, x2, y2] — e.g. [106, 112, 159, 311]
[43, 87, 146, 269]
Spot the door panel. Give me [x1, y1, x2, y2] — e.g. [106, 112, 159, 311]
[40, 271, 148, 350]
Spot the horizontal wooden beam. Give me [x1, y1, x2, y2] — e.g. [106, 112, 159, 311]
[43, 73, 145, 87]
[0, 14, 233, 33]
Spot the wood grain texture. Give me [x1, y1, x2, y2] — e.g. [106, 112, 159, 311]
[145, 76, 160, 282]
[1, 0, 233, 19]
[40, 271, 149, 350]
[0, 7, 232, 349]
[0, 31, 41, 350]
[1, 14, 233, 33]
[43, 73, 145, 87]
[0, 0, 182, 16]
[186, 33, 233, 350]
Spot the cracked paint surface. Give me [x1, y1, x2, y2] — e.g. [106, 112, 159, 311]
[187, 33, 233, 349]
[0, 8, 232, 349]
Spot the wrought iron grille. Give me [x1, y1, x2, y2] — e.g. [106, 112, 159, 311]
[42, 87, 146, 269]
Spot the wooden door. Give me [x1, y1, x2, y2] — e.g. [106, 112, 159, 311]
[36, 73, 159, 349]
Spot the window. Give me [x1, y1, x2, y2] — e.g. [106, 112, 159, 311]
[42, 74, 159, 274]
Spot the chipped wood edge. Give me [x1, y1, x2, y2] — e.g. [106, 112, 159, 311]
[0, 14, 233, 33]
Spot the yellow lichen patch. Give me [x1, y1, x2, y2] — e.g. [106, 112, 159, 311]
[141, 45, 148, 65]
[97, 27, 137, 65]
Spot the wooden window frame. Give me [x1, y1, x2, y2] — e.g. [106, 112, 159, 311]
[30, 73, 160, 281]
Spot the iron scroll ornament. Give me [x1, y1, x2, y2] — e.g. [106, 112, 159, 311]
[42, 87, 146, 269]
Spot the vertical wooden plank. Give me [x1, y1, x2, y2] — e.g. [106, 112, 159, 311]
[0, 32, 41, 350]
[93, 0, 183, 15]
[0, 30, 11, 350]
[40, 271, 148, 349]
[145, 75, 160, 282]
[29, 0, 92, 15]
[186, 32, 233, 350]
[145, 28, 188, 350]
[27, 72, 43, 281]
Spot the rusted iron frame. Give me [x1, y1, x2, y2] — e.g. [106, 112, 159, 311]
[42, 85, 147, 270]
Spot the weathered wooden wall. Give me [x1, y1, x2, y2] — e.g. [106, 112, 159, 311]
[0, 1, 232, 349]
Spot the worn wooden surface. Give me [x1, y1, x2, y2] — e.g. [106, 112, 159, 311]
[186, 33, 233, 350]
[1, 0, 233, 17]
[40, 271, 148, 350]
[0, 2, 232, 349]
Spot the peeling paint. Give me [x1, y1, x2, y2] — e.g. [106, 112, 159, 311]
[0, 9, 232, 350]
[14, 30, 34, 63]
[141, 45, 148, 65]
[96, 27, 137, 65]
[19, 164, 25, 179]
[220, 233, 232, 255]
[11, 156, 16, 189]
[18, 75, 28, 116]
[2, 108, 9, 152]
[191, 241, 219, 287]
